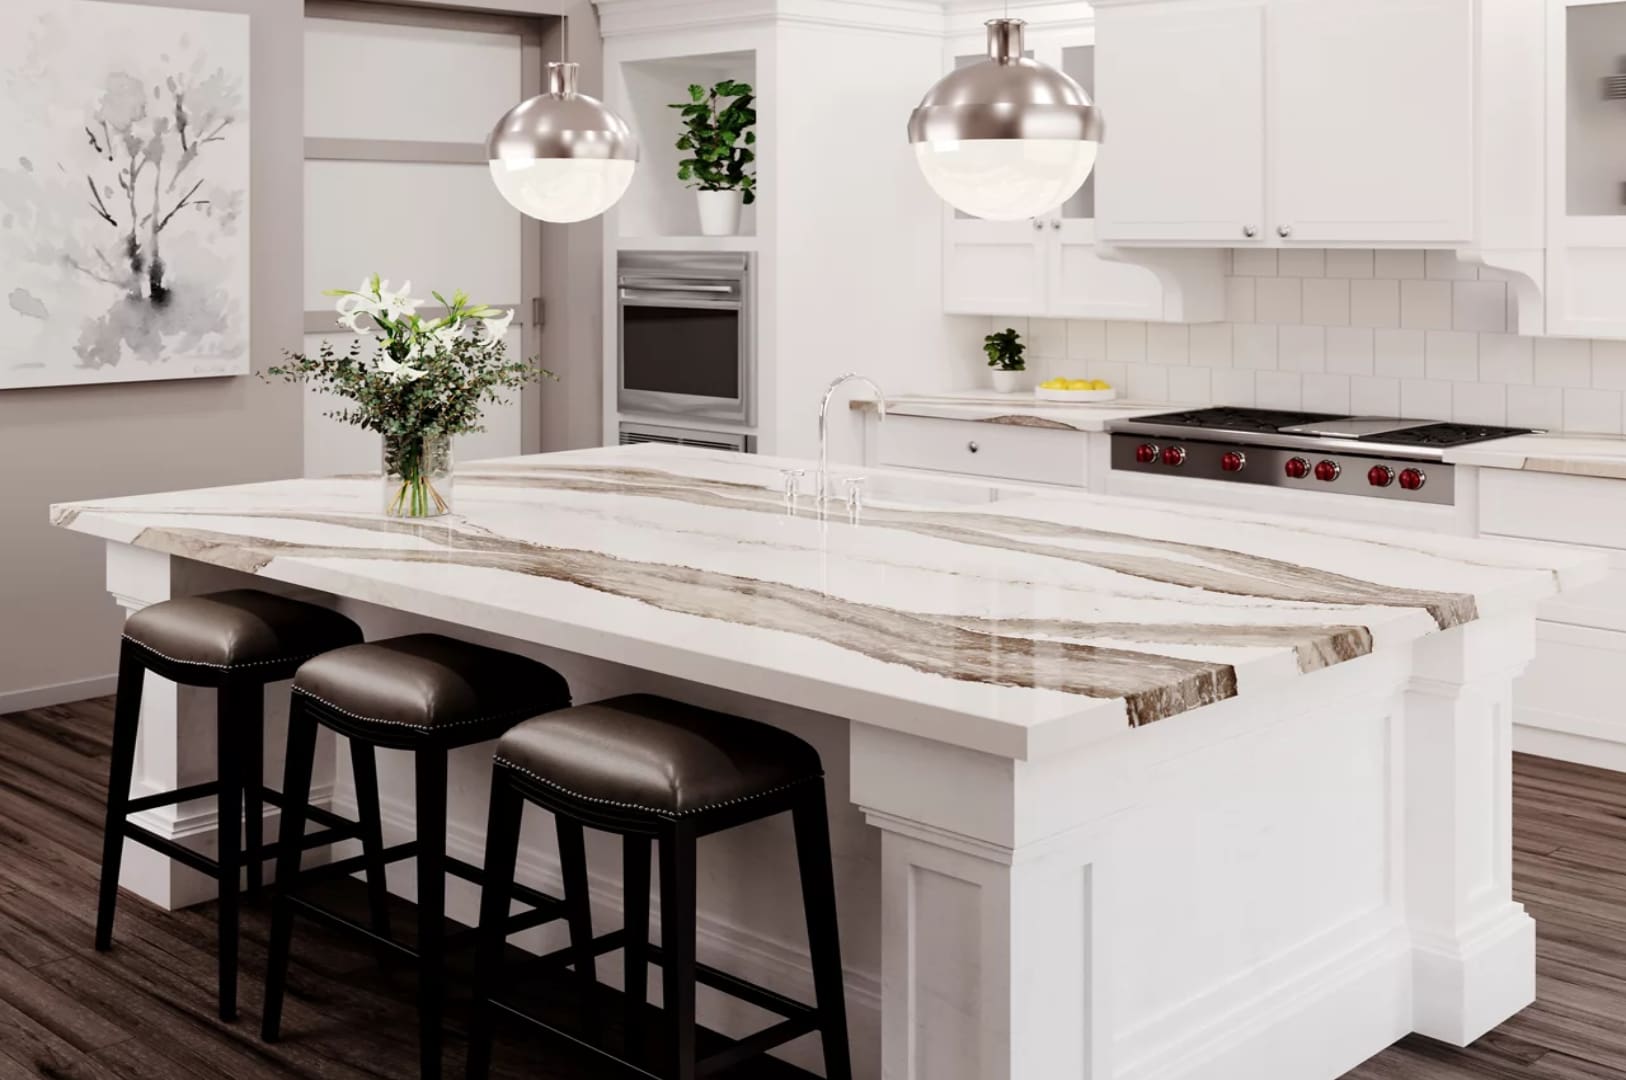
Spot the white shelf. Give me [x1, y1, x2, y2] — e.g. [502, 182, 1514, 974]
[615, 234, 758, 252]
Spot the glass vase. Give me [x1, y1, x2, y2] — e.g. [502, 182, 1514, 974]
[382, 432, 453, 518]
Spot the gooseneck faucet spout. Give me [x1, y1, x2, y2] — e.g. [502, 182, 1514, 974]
[818, 373, 886, 504]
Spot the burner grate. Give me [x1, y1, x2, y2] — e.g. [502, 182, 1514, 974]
[1134, 407, 1342, 434]
[1359, 422, 1533, 447]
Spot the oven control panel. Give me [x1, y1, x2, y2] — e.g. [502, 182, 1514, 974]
[1109, 435, 1455, 505]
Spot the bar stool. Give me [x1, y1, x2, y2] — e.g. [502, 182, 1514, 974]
[96, 588, 364, 1021]
[260, 633, 573, 1080]
[467, 694, 853, 1080]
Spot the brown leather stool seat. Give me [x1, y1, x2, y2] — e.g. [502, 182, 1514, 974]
[123, 588, 362, 679]
[494, 694, 823, 817]
[291, 633, 571, 747]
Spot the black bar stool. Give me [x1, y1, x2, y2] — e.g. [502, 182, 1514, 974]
[96, 588, 364, 1021]
[467, 694, 853, 1080]
[260, 633, 573, 1080]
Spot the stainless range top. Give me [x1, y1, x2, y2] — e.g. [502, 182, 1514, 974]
[1107, 407, 1536, 505]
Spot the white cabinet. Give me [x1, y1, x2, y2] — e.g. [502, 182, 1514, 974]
[875, 415, 1091, 487]
[941, 31, 1221, 321]
[1096, 0, 1476, 248]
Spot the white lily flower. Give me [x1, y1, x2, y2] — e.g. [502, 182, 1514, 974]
[376, 355, 428, 383]
[376, 279, 421, 322]
[481, 309, 514, 343]
[334, 291, 384, 335]
[421, 320, 461, 353]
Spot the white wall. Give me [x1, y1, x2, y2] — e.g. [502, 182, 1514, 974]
[951, 248, 1626, 435]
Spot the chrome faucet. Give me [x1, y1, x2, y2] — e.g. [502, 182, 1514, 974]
[818, 373, 886, 504]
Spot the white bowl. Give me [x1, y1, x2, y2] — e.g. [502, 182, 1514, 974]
[1034, 387, 1117, 402]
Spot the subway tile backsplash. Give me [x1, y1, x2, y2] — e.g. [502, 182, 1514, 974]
[976, 250, 1626, 435]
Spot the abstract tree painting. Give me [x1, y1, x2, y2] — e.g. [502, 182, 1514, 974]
[0, 0, 250, 389]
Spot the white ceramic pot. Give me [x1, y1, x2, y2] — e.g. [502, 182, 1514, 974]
[990, 369, 1030, 393]
[696, 190, 744, 236]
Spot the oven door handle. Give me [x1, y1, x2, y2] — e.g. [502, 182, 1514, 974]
[619, 287, 742, 309]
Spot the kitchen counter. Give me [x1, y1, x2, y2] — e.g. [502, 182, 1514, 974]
[848, 388, 1172, 431]
[1446, 431, 1626, 481]
[52, 445, 1603, 1080]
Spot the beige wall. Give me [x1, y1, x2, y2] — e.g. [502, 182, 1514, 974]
[0, 0, 305, 708]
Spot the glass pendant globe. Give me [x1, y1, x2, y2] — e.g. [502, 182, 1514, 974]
[487, 62, 638, 224]
[908, 19, 1103, 222]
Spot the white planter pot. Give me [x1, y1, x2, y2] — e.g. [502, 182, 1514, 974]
[696, 190, 744, 236]
[990, 369, 1031, 393]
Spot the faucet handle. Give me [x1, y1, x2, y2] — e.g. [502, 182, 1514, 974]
[781, 467, 807, 502]
[843, 475, 866, 515]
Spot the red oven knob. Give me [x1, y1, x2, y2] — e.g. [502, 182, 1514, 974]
[1161, 445, 1187, 467]
[1314, 460, 1341, 482]
[1135, 443, 1160, 464]
[1367, 465, 1395, 488]
[1284, 457, 1310, 479]
[1398, 467, 1427, 491]
[1220, 450, 1247, 472]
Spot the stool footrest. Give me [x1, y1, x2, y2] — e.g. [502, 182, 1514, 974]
[645, 943, 818, 1022]
[125, 780, 221, 814]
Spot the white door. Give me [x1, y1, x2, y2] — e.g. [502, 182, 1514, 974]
[1095, 0, 1267, 244]
[301, 3, 538, 477]
[1269, 0, 1475, 244]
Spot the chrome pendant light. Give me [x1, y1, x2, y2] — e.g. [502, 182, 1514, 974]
[908, 19, 1103, 221]
[488, 58, 639, 224]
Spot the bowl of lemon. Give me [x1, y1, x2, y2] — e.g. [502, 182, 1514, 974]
[1035, 377, 1116, 402]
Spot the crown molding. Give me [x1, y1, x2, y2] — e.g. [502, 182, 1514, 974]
[595, 0, 950, 38]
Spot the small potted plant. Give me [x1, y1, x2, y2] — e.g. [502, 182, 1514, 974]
[670, 80, 757, 235]
[984, 327, 1029, 393]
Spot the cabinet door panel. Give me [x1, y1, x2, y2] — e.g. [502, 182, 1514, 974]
[1270, 0, 1474, 244]
[943, 219, 1047, 315]
[1096, 0, 1266, 243]
[1050, 222, 1166, 319]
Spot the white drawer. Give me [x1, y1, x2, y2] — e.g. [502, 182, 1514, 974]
[1516, 619, 1626, 757]
[1478, 469, 1626, 550]
[877, 415, 1088, 487]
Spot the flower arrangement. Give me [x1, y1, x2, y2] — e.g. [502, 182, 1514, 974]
[264, 276, 551, 517]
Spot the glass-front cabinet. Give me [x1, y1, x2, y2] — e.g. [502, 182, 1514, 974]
[940, 28, 1169, 320]
[1549, 0, 1626, 337]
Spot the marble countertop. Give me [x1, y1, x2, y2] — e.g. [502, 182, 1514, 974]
[1445, 432, 1626, 481]
[849, 390, 1172, 431]
[52, 445, 1601, 759]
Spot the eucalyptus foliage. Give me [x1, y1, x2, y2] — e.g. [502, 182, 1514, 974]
[670, 80, 757, 203]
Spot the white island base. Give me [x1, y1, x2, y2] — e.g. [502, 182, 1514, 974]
[98, 543, 1535, 1080]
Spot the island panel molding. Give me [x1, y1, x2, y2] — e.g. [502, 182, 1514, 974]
[0, 0, 251, 389]
[53, 445, 1604, 1080]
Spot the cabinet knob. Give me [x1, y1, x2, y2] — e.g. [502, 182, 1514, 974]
[1032, 218, 1044, 231]
[1050, 218, 1062, 230]
[1277, 224, 1293, 238]
[1242, 225, 1258, 238]
[967, 441, 980, 453]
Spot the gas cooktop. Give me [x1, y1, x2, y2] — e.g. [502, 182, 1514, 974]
[1106, 408, 1537, 506]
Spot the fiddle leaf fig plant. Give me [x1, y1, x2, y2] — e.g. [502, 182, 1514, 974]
[670, 80, 757, 203]
[984, 327, 1026, 372]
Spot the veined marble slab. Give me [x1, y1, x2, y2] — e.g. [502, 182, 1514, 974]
[1446, 432, 1626, 482]
[52, 445, 1602, 759]
[848, 390, 1171, 431]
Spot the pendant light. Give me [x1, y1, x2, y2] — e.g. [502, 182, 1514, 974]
[908, 18, 1103, 221]
[487, 53, 638, 224]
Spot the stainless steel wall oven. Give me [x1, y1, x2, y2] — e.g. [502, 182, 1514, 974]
[617, 252, 753, 425]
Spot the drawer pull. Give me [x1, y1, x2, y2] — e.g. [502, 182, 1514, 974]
[967, 441, 980, 453]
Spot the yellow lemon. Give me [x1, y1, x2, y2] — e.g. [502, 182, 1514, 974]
[1063, 379, 1088, 390]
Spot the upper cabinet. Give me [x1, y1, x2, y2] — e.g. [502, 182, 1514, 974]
[1096, 0, 1477, 248]
[941, 27, 1225, 321]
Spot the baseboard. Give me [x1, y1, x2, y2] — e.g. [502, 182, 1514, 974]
[0, 673, 118, 716]
[1513, 718, 1626, 772]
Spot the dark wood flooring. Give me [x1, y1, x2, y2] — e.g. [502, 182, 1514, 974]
[1, 698, 1624, 1078]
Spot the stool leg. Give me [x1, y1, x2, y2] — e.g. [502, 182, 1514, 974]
[349, 740, 393, 946]
[94, 642, 145, 952]
[216, 681, 246, 1022]
[242, 685, 265, 896]
[658, 824, 697, 1080]
[556, 817, 597, 1028]
[261, 697, 318, 1043]
[793, 788, 852, 1080]
[622, 834, 652, 1053]
[415, 750, 449, 1080]
[467, 767, 525, 1080]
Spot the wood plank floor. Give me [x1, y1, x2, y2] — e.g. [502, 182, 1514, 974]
[1, 697, 1624, 1078]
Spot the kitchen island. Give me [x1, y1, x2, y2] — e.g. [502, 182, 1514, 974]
[52, 445, 1602, 1080]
